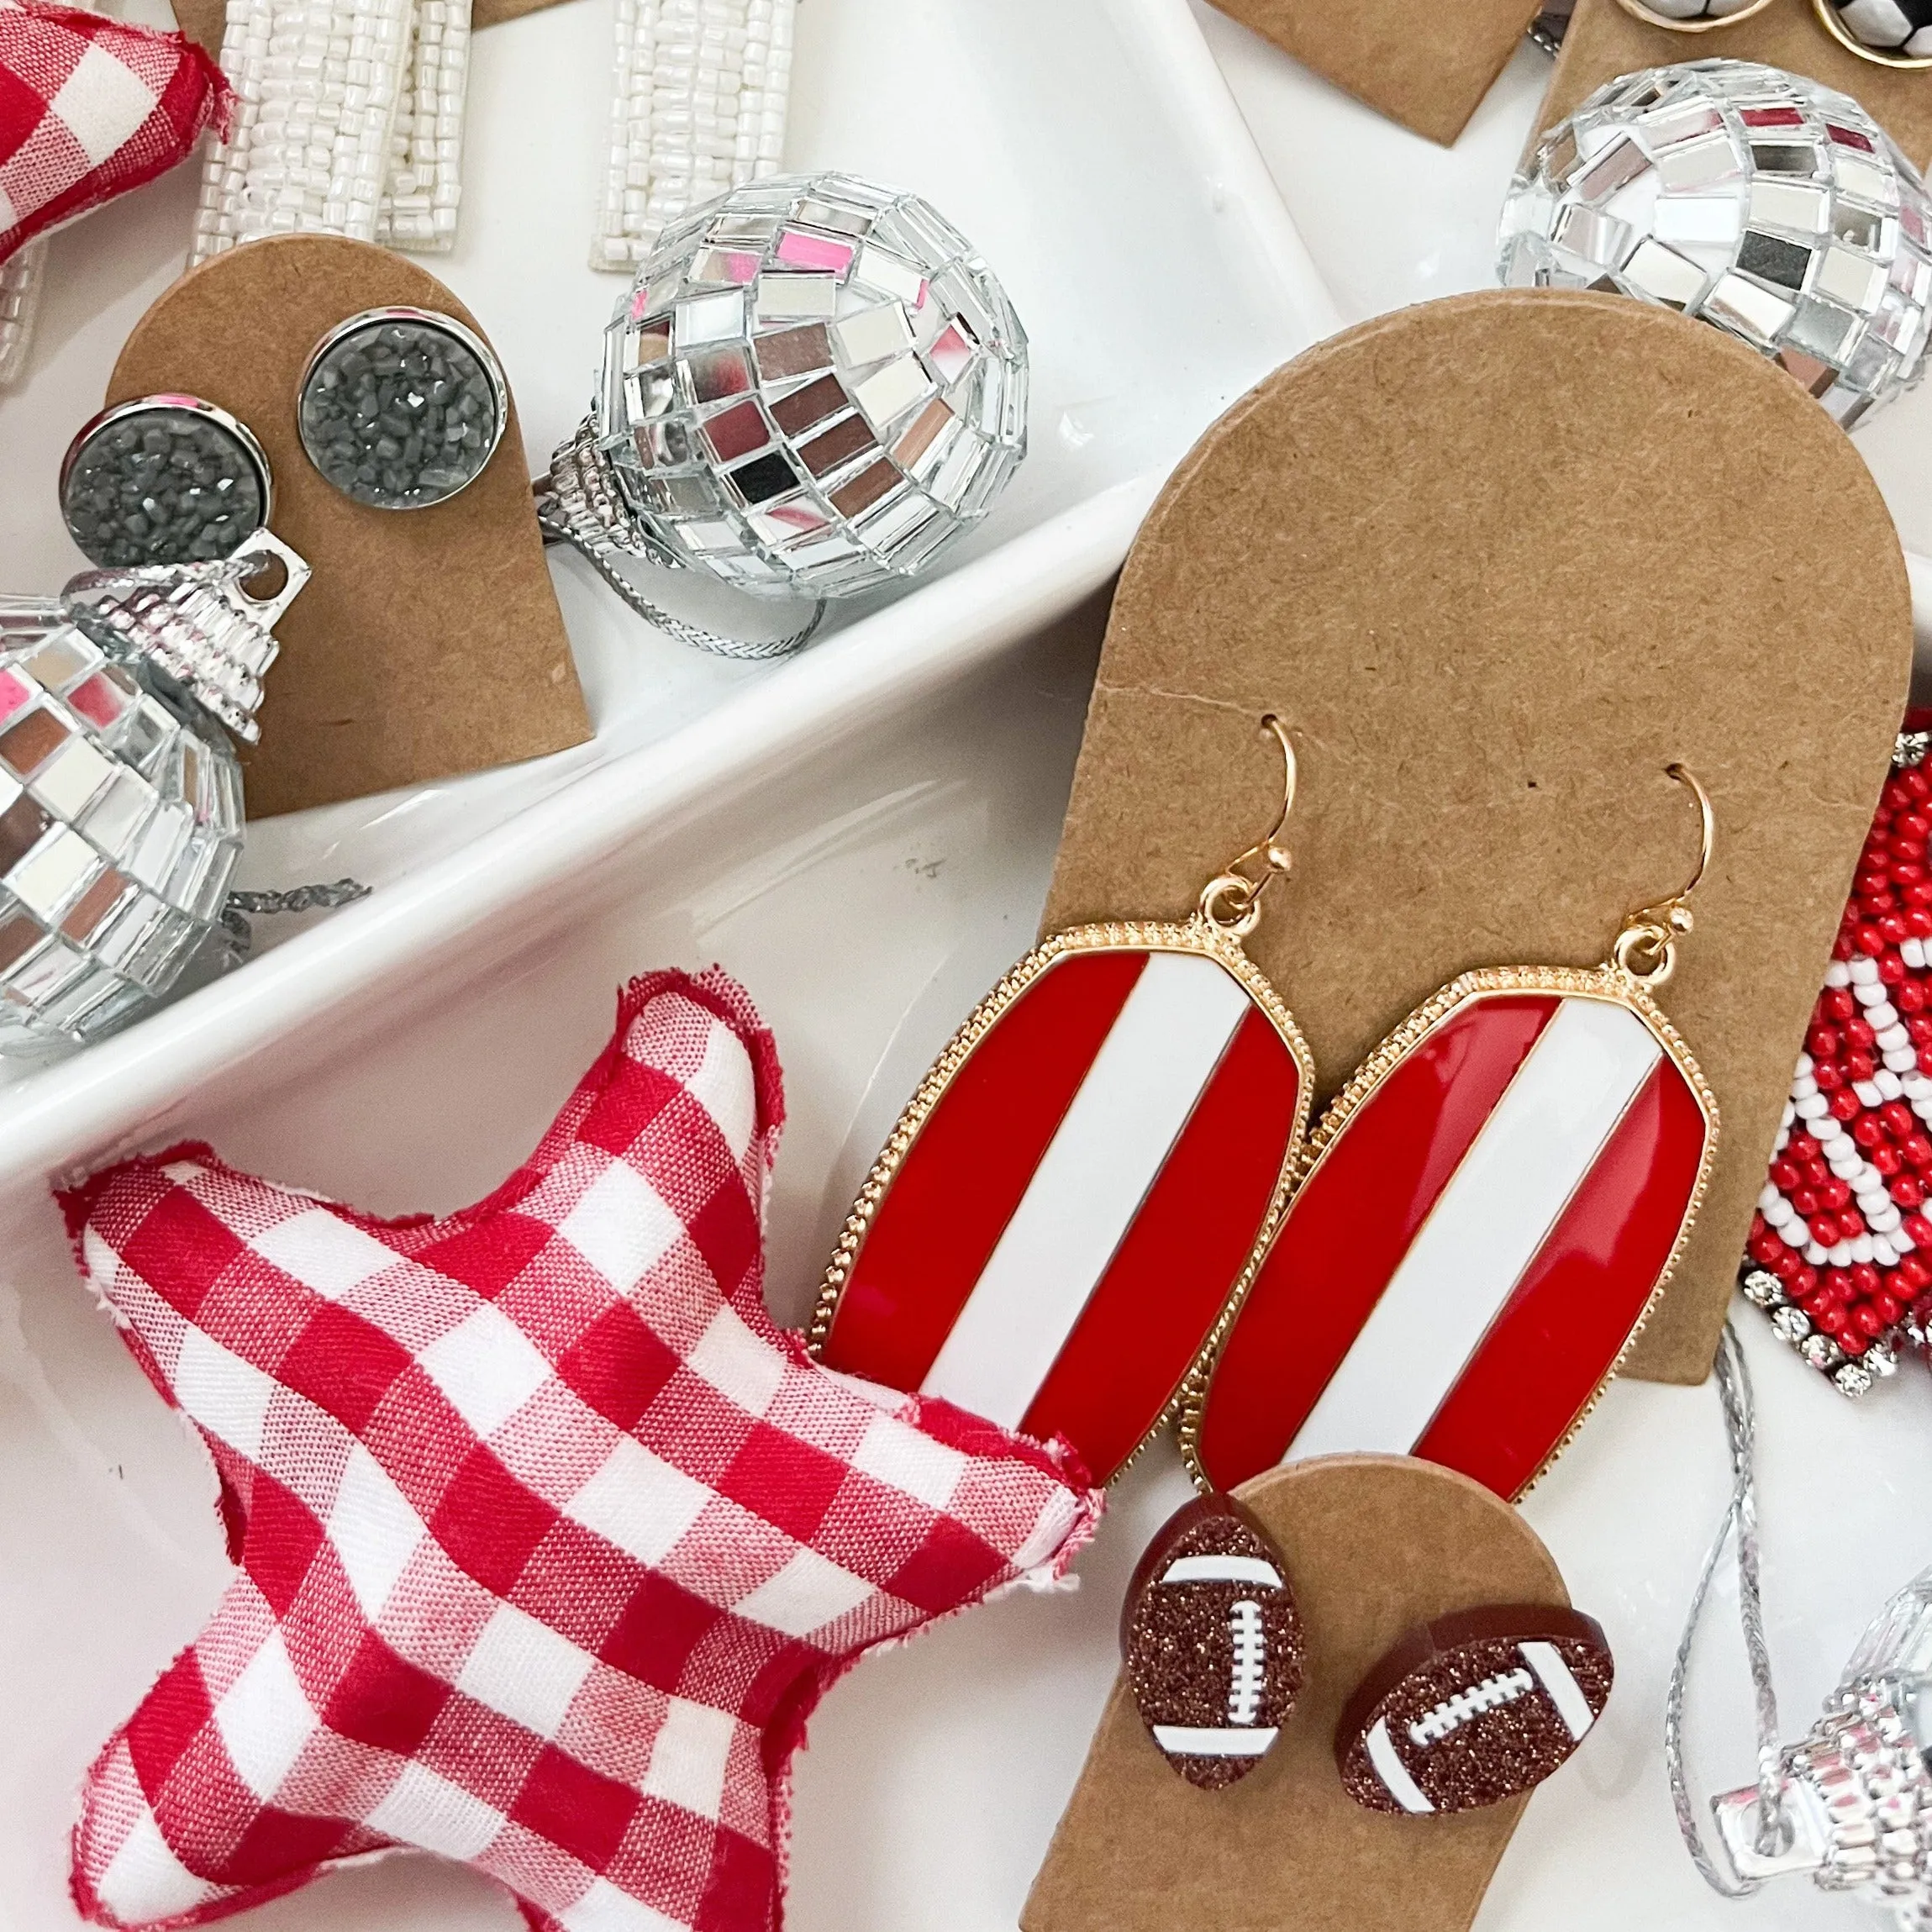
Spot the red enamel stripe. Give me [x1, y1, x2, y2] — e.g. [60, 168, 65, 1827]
[1192, 995, 1558, 1492]
[1020, 1006, 1299, 1480]
[1413, 1053, 1708, 1496]
[820, 949, 1145, 1392]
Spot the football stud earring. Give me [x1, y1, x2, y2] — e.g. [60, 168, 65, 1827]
[1187, 762, 1722, 1502]
[809, 714, 1318, 1486]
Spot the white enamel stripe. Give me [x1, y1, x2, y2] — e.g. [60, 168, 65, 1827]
[1151, 1724, 1280, 1758]
[1365, 1718, 1434, 1813]
[1520, 1641, 1596, 1741]
[1161, 1554, 1282, 1587]
[1287, 997, 1663, 1462]
[919, 952, 1251, 1429]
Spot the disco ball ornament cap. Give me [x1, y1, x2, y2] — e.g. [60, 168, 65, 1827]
[542, 170, 1029, 641]
[0, 532, 306, 1055]
[1500, 61, 1932, 427]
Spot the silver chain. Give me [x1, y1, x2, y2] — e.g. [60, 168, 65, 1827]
[541, 519, 824, 661]
[1665, 1320, 1787, 1896]
[218, 878, 371, 958]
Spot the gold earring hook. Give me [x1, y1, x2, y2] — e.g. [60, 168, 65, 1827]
[1614, 763, 1714, 986]
[1198, 714, 1297, 939]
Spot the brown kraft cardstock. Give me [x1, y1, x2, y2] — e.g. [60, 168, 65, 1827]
[107, 234, 591, 819]
[1207, 0, 1541, 146]
[1024, 1456, 1570, 1932]
[1041, 288, 1910, 1387]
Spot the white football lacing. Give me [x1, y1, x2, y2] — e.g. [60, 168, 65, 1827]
[1408, 1666, 1534, 1746]
[1228, 1599, 1266, 1727]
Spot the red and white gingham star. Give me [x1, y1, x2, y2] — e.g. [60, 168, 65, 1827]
[0, 0, 229, 267]
[59, 970, 1100, 1932]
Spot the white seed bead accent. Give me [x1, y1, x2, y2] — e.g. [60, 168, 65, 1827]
[192, 0, 417, 262]
[590, 0, 797, 272]
[1877, 1069, 1905, 1100]
[1855, 1080, 1886, 1108]
[0, 238, 47, 387]
[1826, 961, 1853, 987]
[1851, 956, 1882, 985]
[376, 0, 470, 250]
[1906, 940, 1928, 970]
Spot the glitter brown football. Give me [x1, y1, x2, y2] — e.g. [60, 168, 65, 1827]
[1335, 1603, 1613, 1814]
[1120, 1493, 1303, 1789]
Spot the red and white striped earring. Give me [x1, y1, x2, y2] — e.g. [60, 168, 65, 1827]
[808, 716, 1317, 1486]
[1185, 764, 1722, 1503]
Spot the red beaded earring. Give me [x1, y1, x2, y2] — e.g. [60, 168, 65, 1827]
[1742, 722, 1932, 1392]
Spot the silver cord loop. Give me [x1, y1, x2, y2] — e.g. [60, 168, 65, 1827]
[539, 514, 824, 661]
[1665, 1320, 1785, 1898]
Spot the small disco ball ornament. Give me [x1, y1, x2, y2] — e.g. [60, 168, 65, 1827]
[0, 532, 305, 1055]
[1500, 60, 1932, 426]
[543, 171, 1028, 621]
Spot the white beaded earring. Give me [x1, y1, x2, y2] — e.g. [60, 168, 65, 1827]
[591, 0, 798, 272]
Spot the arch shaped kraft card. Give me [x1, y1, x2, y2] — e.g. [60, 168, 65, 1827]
[105, 235, 589, 819]
[1041, 289, 1909, 1397]
[1022, 1456, 1571, 1932]
[1204, 0, 1540, 147]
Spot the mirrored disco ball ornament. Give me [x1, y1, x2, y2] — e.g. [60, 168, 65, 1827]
[1500, 61, 1932, 426]
[537, 171, 1029, 659]
[0, 533, 306, 1055]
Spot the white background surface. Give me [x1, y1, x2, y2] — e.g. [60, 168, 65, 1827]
[1, 6, 1929, 1932]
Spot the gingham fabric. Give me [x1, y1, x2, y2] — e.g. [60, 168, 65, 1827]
[0, 0, 229, 268]
[59, 970, 1100, 1932]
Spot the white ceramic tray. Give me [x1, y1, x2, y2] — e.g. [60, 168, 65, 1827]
[0, 606, 1924, 1932]
[1, 12, 1924, 1932]
[0, 0, 1336, 1163]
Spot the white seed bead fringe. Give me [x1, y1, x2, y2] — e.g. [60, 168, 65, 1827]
[191, 0, 420, 263]
[377, 0, 470, 251]
[592, 0, 794, 273]
[0, 239, 47, 388]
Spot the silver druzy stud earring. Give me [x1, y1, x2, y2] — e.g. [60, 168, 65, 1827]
[61, 397, 273, 570]
[536, 170, 1029, 660]
[297, 308, 509, 511]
